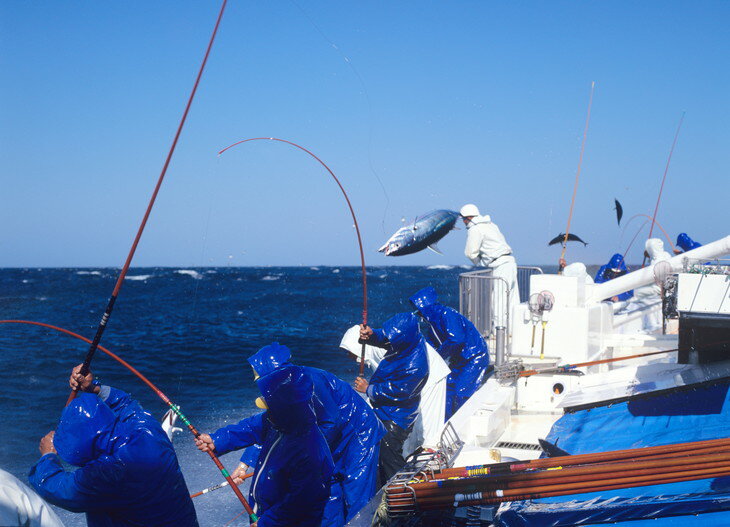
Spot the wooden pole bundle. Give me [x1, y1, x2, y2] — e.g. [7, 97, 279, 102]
[387, 437, 730, 514]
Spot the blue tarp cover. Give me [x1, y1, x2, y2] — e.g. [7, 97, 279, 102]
[495, 379, 730, 526]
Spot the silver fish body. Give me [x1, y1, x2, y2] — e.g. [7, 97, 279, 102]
[378, 209, 460, 256]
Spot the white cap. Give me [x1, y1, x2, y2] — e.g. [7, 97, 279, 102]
[460, 204, 480, 217]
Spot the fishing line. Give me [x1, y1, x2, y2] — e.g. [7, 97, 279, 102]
[217, 137, 370, 375]
[67, 0, 229, 406]
[0, 319, 258, 522]
[288, 0, 391, 234]
[559, 81, 596, 272]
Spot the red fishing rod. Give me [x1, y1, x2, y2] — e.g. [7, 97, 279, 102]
[642, 112, 685, 267]
[0, 319, 258, 523]
[217, 137, 369, 375]
[559, 81, 595, 272]
[68, 0, 229, 405]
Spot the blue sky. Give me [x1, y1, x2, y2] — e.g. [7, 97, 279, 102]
[1, 1, 728, 267]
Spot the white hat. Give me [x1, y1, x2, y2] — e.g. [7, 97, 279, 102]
[459, 204, 480, 217]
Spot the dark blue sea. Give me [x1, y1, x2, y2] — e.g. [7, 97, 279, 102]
[0, 266, 466, 526]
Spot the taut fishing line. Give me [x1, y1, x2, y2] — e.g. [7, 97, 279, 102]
[288, 0, 390, 234]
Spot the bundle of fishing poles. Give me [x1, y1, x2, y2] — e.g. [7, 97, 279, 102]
[386, 436, 730, 515]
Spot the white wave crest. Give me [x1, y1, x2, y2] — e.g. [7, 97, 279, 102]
[332, 269, 340, 274]
[310, 267, 320, 271]
[76, 270, 102, 276]
[126, 275, 151, 281]
[427, 265, 454, 270]
[175, 269, 203, 280]
[261, 275, 280, 281]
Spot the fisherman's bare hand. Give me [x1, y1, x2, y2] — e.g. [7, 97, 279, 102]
[195, 434, 216, 453]
[231, 462, 251, 484]
[39, 431, 56, 456]
[70, 364, 99, 394]
[359, 325, 373, 341]
[354, 377, 369, 394]
[673, 248, 683, 255]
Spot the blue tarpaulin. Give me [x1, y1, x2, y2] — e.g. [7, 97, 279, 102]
[494, 379, 730, 526]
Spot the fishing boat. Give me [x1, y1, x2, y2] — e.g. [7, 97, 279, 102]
[347, 235, 730, 525]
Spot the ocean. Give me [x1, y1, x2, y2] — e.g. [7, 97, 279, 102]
[0, 265, 468, 526]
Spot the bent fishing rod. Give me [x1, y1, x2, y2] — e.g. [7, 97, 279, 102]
[559, 81, 595, 273]
[68, 0, 228, 405]
[0, 319, 258, 523]
[218, 137, 370, 375]
[642, 112, 685, 267]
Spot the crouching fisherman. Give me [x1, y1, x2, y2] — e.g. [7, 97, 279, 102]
[357, 313, 428, 485]
[29, 365, 198, 527]
[410, 287, 489, 420]
[238, 343, 384, 525]
[594, 253, 632, 301]
[196, 365, 333, 527]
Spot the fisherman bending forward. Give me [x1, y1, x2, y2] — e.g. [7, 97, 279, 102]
[235, 343, 385, 525]
[196, 365, 333, 527]
[29, 365, 198, 527]
[357, 312, 428, 485]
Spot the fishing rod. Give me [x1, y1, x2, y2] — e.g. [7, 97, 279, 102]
[0, 319, 258, 523]
[191, 473, 253, 499]
[67, 0, 229, 406]
[519, 347, 676, 378]
[642, 112, 685, 267]
[217, 137, 369, 375]
[559, 81, 595, 273]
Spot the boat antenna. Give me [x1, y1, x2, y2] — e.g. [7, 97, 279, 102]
[642, 111, 685, 267]
[217, 137, 369, 375]
[1, 319, 258, 523]
[559, 81, 595, 273]
[67, 0, 229, 406]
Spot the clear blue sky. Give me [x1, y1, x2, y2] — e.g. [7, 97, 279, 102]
[1, 1, 728, 267]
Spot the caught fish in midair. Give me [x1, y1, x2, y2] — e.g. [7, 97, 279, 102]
[379, 210, 460, 256]
[614, 199, 623, 226]
[548, 233, 588, 247]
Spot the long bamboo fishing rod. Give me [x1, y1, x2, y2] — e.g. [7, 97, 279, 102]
[425, 436, 730, 480]
[67, 0, 229, 406]
[559, 81, 595, 272]
[518, 347, 676, 377]
[217, 137, 369, 375]
[0, 319, 258, 523]
[641, 112, 685, 267]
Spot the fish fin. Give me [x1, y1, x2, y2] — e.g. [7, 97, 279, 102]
[427, 244, 443, 255]
[377, 243, 388, 253]
[538, 438, 570, 458]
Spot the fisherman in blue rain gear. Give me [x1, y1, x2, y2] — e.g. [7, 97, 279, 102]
[196, 365, 333, 527]
[594, 253, 633, 302]
[409, 287, 489, 420]
[235, 343, 385, 525]
[29, 365, 198, 527]
[357, 312, 428, 485]
[674, 232, 702, 254]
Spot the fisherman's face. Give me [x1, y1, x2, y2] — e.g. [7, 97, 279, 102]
[462, 216, 474, 226]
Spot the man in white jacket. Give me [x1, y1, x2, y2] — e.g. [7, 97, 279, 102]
[460, 204, 519, 329]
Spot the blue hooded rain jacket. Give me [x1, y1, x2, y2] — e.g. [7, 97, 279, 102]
[28, 387, 198, 527]
[676, 233, 702, 252]
[243, 343, 385, 524]
[366, 312, 429, 430]
[410, 287, 489, 419]
[594, 253, 633, 301]
[210, 365, 333, 527]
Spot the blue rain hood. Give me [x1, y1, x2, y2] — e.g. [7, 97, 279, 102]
[55, 393, 117, 467]
[607, 253, 627, 270]
[410, 286, 438, 311]
[257, 365, 316, 434]
[677, 233, 702, 252]
[248, 342, 292, 378]
[382, 312, 422, 354]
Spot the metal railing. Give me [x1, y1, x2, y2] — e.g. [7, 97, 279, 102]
[459, 266, 543, 365]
